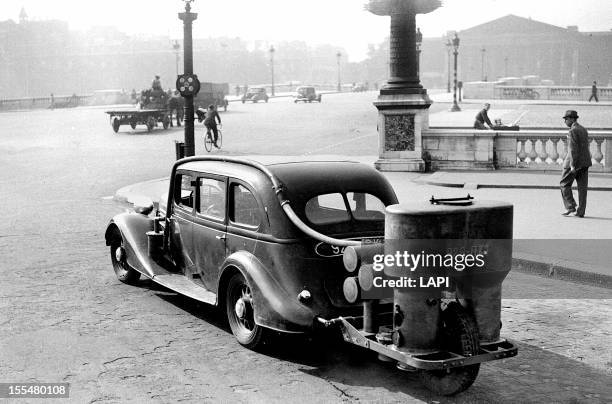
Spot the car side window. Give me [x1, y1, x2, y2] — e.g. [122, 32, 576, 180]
[305, 193, 350, 225]
[175, 173, 194, 209]
[198, 178, 226, 220]
[231, 184, 260, 227]
[346, 192, 386, 221]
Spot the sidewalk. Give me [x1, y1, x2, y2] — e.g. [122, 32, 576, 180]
[115, 155, 612, 290]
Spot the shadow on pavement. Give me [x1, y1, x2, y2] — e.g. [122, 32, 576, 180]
[136, 280, 611, 402]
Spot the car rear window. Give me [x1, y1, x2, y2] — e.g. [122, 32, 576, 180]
[304, 192, 385, 225]
[231, 184, 260, 227]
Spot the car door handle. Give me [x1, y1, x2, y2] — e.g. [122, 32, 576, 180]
[215, 235, 226, 240]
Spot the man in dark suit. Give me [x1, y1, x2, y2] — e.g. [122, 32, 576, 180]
[560, 110, 592, 217]
[474, 103, 493, 129]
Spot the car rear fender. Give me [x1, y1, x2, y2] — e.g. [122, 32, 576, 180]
[105, 212, 157, 279]
[220, 251, 313, 333]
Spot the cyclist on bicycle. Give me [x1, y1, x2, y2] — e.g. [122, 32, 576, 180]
[203, 104, 221, 147]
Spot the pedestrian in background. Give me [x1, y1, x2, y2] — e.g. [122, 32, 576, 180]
[588, 81, 599, 102]
[474, 103, 493, 129]
[560, 110, 592, 218]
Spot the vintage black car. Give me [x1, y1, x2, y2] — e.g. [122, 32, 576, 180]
[106, 157, 395, 344]
[241, 87, 269, 103]
[105, 156, 517, 395]
[294, 86, 322, 103]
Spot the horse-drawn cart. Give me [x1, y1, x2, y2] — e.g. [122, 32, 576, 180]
[105, 109, 171, 133]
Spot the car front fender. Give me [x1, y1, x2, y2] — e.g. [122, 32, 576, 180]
[105, 212, 157, 279]
[221, 251, 314, 333]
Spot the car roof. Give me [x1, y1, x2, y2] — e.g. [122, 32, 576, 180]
[178, 158, 397, 204]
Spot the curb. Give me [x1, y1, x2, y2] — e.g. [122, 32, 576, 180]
[114, 177, 167, 204]
[414, 179, 612, 191]
[512, 252, 612, 289]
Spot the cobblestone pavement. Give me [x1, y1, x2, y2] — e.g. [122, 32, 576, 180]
[1, 97, 611, 403]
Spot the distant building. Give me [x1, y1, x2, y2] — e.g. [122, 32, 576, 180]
[420, 14, 612, 88]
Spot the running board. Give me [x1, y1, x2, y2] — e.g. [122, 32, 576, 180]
[152, 274, 217, 305]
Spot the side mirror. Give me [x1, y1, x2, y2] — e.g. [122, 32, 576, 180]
[132, 196, 155, 216]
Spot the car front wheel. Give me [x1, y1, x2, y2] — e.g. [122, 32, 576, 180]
[109, 232, 141, 285]
[226, 272, 268, 349]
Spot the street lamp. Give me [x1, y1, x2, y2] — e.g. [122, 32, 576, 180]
[450, 32, 461, 112]
[336, 51, 342, 92]
[415, 27, 423, 78]
[178, 0, 198, 157]
[172, 40, 180, 77]
[504, 56, 508, 78]
[445, 38, 452, 93]
[481, 46, 487, 81]
[269, 45, 275, 97]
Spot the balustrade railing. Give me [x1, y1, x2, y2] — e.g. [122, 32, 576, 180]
[502, 130, 611, 172]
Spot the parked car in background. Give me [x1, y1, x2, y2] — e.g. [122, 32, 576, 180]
[241, 87, 269, 103]
[294, 86, 322, 103]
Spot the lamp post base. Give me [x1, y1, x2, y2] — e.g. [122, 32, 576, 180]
[450, 102, 461, 112]
[373, 92, 431, 172]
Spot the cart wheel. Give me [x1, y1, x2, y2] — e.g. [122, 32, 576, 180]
[162, 115, 170, 130]
[146, 117, 155, 132]
[109, 229, 141, 285]
[225, 272, 269, 350]
[418, 302, 480, 396]
[130, 119, 137, 130]
[112, 117, 121, 133]
[204, 130, 213, 152]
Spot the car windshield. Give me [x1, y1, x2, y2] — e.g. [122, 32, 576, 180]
[304, 192, 386, 225]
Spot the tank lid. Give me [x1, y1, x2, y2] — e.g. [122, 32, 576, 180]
[386, 200, 513, 215]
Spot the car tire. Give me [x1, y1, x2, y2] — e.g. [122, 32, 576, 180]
[109, 231, 141, 285]
[226, 272, 268, 350]
[418, 302, 480, 396]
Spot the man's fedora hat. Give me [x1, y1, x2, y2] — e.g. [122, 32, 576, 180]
[562, 110, 579, 119]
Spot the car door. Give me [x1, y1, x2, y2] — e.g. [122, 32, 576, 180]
[192, 175, 228, 291]
[168, 171, 195, 274]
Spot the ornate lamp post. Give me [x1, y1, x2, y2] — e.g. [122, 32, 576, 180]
[450, 32, 461, 112]
[481, 46, 487, 81]
[366, 0, 441, 172]
[445, 38, 452, 93]
[504, 56, 508, 77]
[415, 27, 423, 78]
[172, 40, 180, 77]
[178, 0, 198, 157]
[336, 51, 342, 92]
[269, 45, 275, 97]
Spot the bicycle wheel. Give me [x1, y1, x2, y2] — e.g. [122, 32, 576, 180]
[204, 130, 213, 152]
[216, 129, 222, 149]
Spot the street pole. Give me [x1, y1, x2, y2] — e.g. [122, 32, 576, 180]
[269, 45, 275, 97]
[179, 0, 197, 157]
[336, 51, 342, 92]
[173, 40, 180, 77]
[504, 56, 508, 77]
[450, 33, 461, 112]
[481, 46, 487, 81]
[446, 39, 452, 93]
[415, 28, 422, 79]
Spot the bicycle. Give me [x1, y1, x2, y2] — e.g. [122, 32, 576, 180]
[204, 124, 222, 152]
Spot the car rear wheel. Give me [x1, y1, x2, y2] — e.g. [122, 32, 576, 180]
[109, 232, 141, 285]
[418, 302, 480, 396]
[226, 272, 268, 349]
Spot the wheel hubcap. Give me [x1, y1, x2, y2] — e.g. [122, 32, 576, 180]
[235, 298, 246, 319]
[115, 246, 125, 262]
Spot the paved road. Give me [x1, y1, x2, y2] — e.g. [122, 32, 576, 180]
[1, 94, 611, 403]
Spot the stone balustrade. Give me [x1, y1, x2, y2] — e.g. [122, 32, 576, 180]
[493, 86, 612, 101]
[423, 128, 612, 172]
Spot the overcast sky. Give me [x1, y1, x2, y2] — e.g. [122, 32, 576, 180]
[1, 0, 611, 61]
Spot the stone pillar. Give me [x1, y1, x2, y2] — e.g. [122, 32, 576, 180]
[367, 0, 440, 172]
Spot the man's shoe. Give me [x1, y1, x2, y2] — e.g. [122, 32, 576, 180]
[561, 208, 576, 216]
[574, 212, 584, 218]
